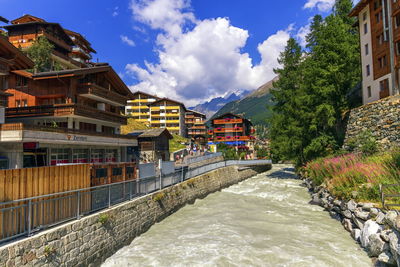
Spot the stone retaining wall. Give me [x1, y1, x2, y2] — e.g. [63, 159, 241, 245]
[0, 164, 270, 267]
[303, 178, 400, 266]
[344, 95, 400, 151]
[188, 156, 225, 169]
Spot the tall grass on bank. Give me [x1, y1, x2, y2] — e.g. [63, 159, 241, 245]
[302, 151, 400, 203]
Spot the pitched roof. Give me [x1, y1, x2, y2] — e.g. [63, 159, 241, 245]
[11, 14, 45, 24]
[150, 97, 187, 111]
[21, 65, 133, 98]
[128, 128, 173, 139]
[212, 112, 253, 125]
[349, 0, 369, 17]
[64, 29, 96, 53]
[186, 109, 206, 118]
[132, 90, 160, 100]
[0, 35, 34, 70]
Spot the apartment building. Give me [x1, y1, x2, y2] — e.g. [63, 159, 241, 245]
[0, 47, 137, 169]
[185, 109, 207, 144]
[208, 113, 255, 146]
[126, 91, 160, 125]
[350, 0, 400, 104]
[149, 98, 187, 136]
[3, 14, 95, 69]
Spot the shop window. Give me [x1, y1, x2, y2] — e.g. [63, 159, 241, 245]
[50, 148, 71, 166]
[105, 149, 117, 163]
[72, 149, 89, 164]
[91, 149, 104, 163]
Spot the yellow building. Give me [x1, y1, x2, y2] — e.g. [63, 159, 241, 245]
[149, 98, 187, 136]
[125, 91, 160, 125]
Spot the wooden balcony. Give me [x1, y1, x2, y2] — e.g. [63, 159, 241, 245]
[6, 104, 127, 125]
[78, 83, 128, 106]
[0, 123, 136, 140]
[213, 118, 243, 124]
[214, 127, 243, 133]
[212, 136, 253, 142]
[380, 88, 390, 99]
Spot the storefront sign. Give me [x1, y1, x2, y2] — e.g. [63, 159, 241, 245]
[67, 135, 88, 142]
[23, 142, 39, 149]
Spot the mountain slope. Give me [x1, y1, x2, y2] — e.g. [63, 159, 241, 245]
[189, 91, 250, 118]
[209, 77, 278, 126]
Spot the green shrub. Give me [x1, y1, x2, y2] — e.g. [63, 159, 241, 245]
[44, 246, 56, 257]
[392, 150, 400, 169]
[359, 130, 378, 155]
[98, 214, 110, 225]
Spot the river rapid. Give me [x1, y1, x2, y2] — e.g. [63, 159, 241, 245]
[102, 164, 371, 267]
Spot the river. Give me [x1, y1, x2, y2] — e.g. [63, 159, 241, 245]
[102, 164, 371, 267]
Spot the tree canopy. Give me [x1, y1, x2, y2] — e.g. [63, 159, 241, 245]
[269, 0, 361, 166]
[26, 36, 54, 73]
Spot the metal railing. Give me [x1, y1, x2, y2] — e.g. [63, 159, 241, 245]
[379, 183, 400, 209]
[0, 159, 271, 244]
[186, 152, 223, 164]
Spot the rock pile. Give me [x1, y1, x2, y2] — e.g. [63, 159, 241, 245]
[303, 178, 399, 266]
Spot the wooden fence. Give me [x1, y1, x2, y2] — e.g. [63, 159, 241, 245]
[0, 163, 137, 241]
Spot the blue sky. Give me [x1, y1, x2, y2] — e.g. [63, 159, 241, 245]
[1, 0, 359, 106]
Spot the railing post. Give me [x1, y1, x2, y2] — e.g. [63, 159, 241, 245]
[27, 199, 32, 236]
[76, 191, 81, 219]
[181, 166, 184, 183]
[108, 184, 111, 208]
[380, 184, 385, 209]
[129, 181, 132, 200]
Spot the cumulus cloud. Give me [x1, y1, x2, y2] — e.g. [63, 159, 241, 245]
[127, 0, 292, 106]
[120, 35, 136, 47]
[303, 0, 335, 12]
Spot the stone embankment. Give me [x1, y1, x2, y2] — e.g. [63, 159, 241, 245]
[344, 95, 400, 151]
[303, 178, 399, 266]
[0, 164, 270, 267]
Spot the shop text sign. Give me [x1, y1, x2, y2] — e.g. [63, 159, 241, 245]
[67, 135, 88, 142]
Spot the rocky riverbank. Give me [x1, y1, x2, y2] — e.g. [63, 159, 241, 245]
[303, 178, 400, 266]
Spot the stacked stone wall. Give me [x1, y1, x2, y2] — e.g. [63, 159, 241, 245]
[344, 95, 400, 151]
[0, 164, 270, 267]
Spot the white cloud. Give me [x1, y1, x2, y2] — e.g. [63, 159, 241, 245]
[112, 6, 119, 17]
[120, 35, 136, 47]
[303, 0, 335, 12]
[127, 0, 291, 106]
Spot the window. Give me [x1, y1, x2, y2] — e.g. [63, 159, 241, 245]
[16, 76, 27, 87]
[363, 12, 367, 21]
[380, 79, 389, 92]
[367, 86, 372, 98]
[15, 100, 21, 107]
[379, 55, 387, 68]
[22, 99, 27, 107]
[375, 12, 380, 23]
[365, 44, 369, 55]
[395, 14, 400, 28]
[364, 23, 368, 34]
[396, 41, 400, 55]
[366, 65, 371, 76]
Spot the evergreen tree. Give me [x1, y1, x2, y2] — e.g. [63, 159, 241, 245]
[268, 1, 361, 166]
[26, 36, 54, 73]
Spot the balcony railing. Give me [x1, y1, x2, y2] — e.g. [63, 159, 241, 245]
[6, 104, 127, 125]
[213, 118, 243, 124]
[214, 127, 243, 133]
[78, 83, 128, 106]
[0, 123, 136, 140]
[211, 136, 254, 142]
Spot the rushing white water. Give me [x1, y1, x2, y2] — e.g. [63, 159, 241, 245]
[102, 165, 371, 267]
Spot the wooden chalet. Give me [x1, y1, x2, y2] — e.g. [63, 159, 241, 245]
[128, 128, 173, 162]
[3, 14, 80, 69]
[185, 109, 207, 145]
[64, 29, 96, 66]
[209, 113, 255, 145]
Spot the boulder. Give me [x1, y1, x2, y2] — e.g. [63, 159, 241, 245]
[333, 199, 342, 207]
[352, 214, 366, 230]
[354, 209, 370, 221]
[378, 251, 396, 266]
[368, 234, 388, 257]
[388, 231, 400, 266]
[385, 211, 398, 228]
[376, 212, 386, 225]
[369, 208, 379, 217]
[343, 218, 353, 233]
[347, 200, 358, 212]
[381, 230, 393, 242]
[361, 220, 382, 248]
[309, 194, 322, 206]
[361, 203, 374, 211]
[352, 228, 361, 242]
[343, 210, 352, 219]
